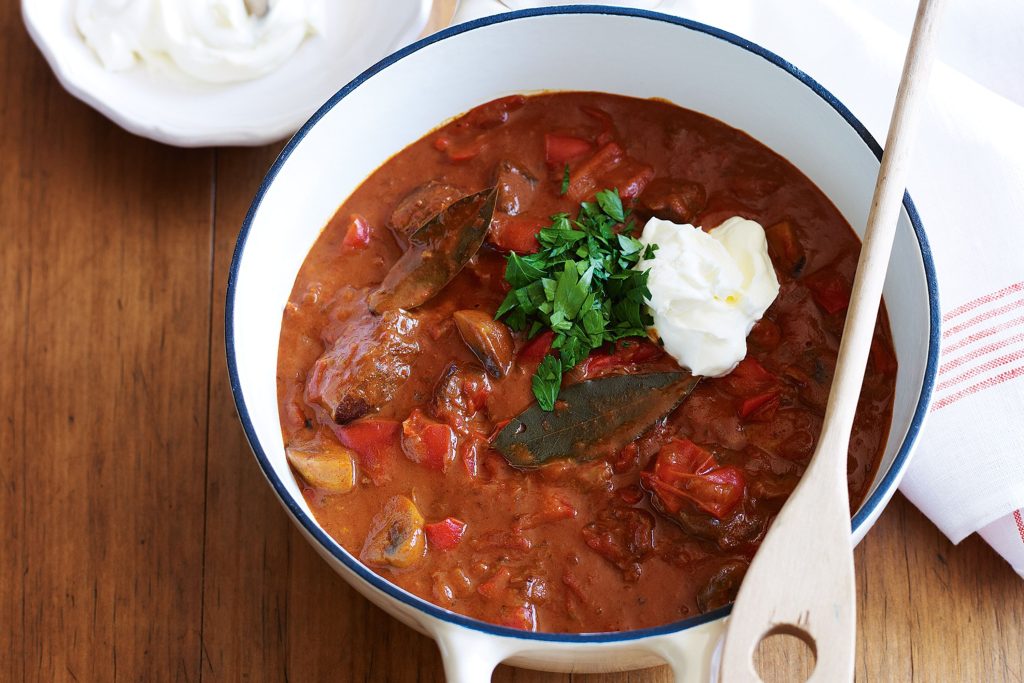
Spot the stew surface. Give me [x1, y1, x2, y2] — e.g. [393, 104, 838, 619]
[276, 92, 897, 633]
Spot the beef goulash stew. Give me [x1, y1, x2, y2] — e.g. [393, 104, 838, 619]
[276, 92, 897, 633]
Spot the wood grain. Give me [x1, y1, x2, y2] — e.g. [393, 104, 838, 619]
[1, 4, 213, 681]
[1, 1, 1022, 682]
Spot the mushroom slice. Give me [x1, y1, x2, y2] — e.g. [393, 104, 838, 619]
[493, 159, 538, 217]
[453, 310, 514, 378]
[286, 438, 357, 494]
[369, 188, 497, 314]
[360, 495, 427, 570]
[389, 181, 465, 242]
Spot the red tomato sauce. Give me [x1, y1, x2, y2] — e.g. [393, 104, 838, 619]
[276, 92, 897, 633]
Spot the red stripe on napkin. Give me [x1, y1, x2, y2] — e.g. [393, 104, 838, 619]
[938, 332, 1024, 375]
[942, 281, 1024, 323]
[936, 350, 1024, 391]
[932, 365, 1024, 411]
[943, 316, 1024, 355]
[1015, 510, 1024, 545]
[931, 282, 1024, 411]
[943, 298, 1024, 339]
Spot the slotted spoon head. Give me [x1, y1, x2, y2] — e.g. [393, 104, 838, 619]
[717, 451, 855, 682]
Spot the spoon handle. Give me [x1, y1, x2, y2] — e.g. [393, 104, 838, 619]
[719, 0, 947, 680]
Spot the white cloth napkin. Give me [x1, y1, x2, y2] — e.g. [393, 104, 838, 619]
[652, 0, 1024, 574]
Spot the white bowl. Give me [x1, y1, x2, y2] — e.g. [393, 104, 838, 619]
[22, 0, 431, 147]
[226, 7, 940, 681]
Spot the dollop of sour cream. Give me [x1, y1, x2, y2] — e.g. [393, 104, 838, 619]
[75, 0, 325, 84]
[638, 216, 780, 377]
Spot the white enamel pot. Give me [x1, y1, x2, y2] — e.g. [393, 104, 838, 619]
[226, 5, 940, 681]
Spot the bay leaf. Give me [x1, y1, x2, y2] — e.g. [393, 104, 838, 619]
[369, 187, 497, 313]
[493, 371, 701, 469]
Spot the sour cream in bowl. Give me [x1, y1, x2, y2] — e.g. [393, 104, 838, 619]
[74, 0, 325, 84]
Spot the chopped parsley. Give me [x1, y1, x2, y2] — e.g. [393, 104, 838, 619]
[559, 164, 571, 196]
[495, 189, 658, 410]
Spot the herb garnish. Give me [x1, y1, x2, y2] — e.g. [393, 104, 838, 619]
[495, 189, 658, 410]
[559, 164, 571, 196]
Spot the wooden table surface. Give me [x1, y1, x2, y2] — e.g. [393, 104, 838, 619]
[3, 2, 1022, 681]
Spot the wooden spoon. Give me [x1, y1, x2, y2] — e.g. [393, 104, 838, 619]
[719, 0, 947, 680]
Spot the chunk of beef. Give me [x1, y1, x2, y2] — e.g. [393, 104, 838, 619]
[696, 560, 747, 612]
[389, 181, 465, 240]
[305, 309, 420, 424]
[603, 157, 655, 201]
[655, 497, 766, 551]
[432, 362, 491, 434]
[492, 160, 538, 217]
[742, 407, 821, 465]
[637, 178, 707, 224]
[764, 220, 807, 277]
[566, 142, 654, 203]
[581, 506, 656, 581]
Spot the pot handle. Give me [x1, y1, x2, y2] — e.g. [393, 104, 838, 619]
[434, 621, 515, 683]
[433, 614, 725, 682]
[643, 617, 727, 683]
[451, 1, 682, 27]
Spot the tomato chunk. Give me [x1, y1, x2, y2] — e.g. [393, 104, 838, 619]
[425, 517, 468, 551]
[642, 439, 746, 519]
[805, 268, 851, 315]
[342, 213, 371, 249]
[490, 215, 543, 253]
[579, 339, 664, 378]
[544, 134, 592, 165]
[333, 419, 401, 485]
[737, 390, 781, 420]
[477, 566, 512, 599]
[518, 330, 555, 363]
[870, 336, 898, 376]
[721, 357, 776, 396]
[499, 603, 537, 631]
[401, 409, 458, 471]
